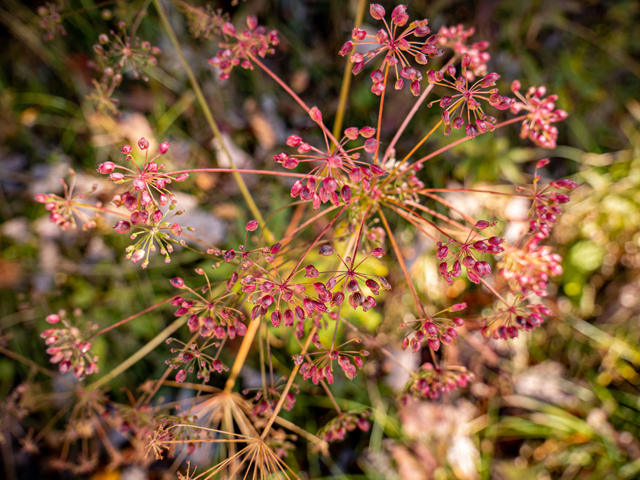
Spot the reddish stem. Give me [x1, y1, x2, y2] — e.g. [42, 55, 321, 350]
[387, 115, 527, 183]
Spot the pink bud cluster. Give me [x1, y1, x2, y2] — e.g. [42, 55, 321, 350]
[321, 411, 371, 443]
[401, 303, 466, 353]
[165, 339, 229, 384]
[100, 139, 186, 222]
[171, 276, 248, 340]
[402, 364, 474, 402]
[340, 4, 442, 96]
[437, 24, 490, 80]
[500, 241, 563, 296]
[276, 126, 379, 209]
[208, 16, 279, 80]
[427, 63, 512, 138]
[511, 81, 568, 148]
[482, 301, 553, 339]
[436, 220, 505, 284]
[40, 312, 98, 379]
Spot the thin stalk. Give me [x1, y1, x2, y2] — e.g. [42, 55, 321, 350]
[387, 115, 527, 182]
[87, 316, 187, 391]
[87, 295, 180, 341]
[223, 319, 261, 393]
[381, 119, 442, 188]
[332, 0, 368, 141]
[381, 55, 458, 165]
[378, 207, 438, 367]
[152, 0, 267, 230]
[260, 326, 317, 439]
[374, 64, 390, 165]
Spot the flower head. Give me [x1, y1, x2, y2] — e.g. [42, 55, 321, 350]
[401, 303, 466, 353]
[40, 309, 99, 379]
[510, 82, 568, 148]
[482, 296, 552, 339]
[340, 4, 441, 96]
[402, 363, 473, 401]
[35, 169, 99, 231]
[436, 220, 505, 284]
[208, 16, 279, 80]
[438, 24, 490, 80]
[427, 63, 513, 137]
[276, 126, 379, 209]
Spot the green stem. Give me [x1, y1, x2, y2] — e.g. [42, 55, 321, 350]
[87, 316, 186, 391]
[152, 0, 269, 235]
[332, 0, 367, 142]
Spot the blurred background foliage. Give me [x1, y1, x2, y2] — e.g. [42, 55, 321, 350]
[1, 0, 640, 479]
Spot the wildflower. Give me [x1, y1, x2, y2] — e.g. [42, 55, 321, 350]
[320, 410, 371, 442]
[295, 338, 369, 384]
[101, 139, 187, 216]
[402, 363, 473, 401]
[438, 24, 490, 80]
[120, 208, 192, 268]
[340, 4, 440, 95]
[427, 62, 513, 137]
[276, 126, 378, 208]
[91, 23, 161, 82]
[40, 310, 99, 379]
[436, 220, 505, 284]
[208, 16, 279, 80]
[245, 380, 300, 416]
[401, 303, 466, 353]
[315, 246, 391, 311]
[34, 169, 99, 231]
[165, 338, 229, 384]
[37, 2, 66, 42]
[500, 240, 563, 296]
[517, 159, 577, 239]
[482, 296, 553, 339]
[510, 81, 568, 148]
[181, 4, 229, 39]
[170, 271, 249, 339]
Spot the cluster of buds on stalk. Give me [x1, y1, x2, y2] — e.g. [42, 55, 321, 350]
[87, 24, 161, 115]
[208, 16, 279, 80]
[170, 275, 248, 340]
[37, 2, 66, 41]
[510, 81, 568, 148]
[436, 220, 505, 284]
[340, 4, 442, 96]
[165, 338, 229, 384]
[247, 383, 299, 417]
[35, 169, 99, 231]
[518, 159, 577, 239]
[276, 126, 379, 208]
[437, 24, 490, 80]
[294, 338, 370, 384]
[402, 364, 474, 402]
[427, 61, 512, 138]
[40, 311, 98, 379]
[320, 410, 371, 443]
[401, 303, 466, 353]
[500, 240, 563, 296]
[100, 139, 187, 213]
[482, 298, 553, 338]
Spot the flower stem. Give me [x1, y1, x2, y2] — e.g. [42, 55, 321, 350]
[153, 0, 267, 232]
[374, 64, 390, 165]
[332, 0, 367, 142]
[223, 319, 261, 393]
[87, 315, 187, 391]
[386, 115, 527, 183]
[260, 326, 317, 439]
[87, 295, 181, 341]
[381, 55, 458, 165]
